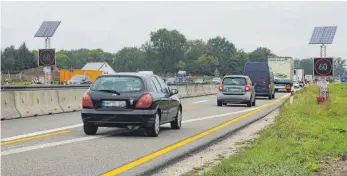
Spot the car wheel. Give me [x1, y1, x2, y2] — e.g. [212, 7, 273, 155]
[252, 98, 256, 106]
[171, 108, 182, 129]
[217, 101, 223, 107]
[272, 93, 275, 98]
[146, 113, 160, 137]
[268, 94, 272, 100]
[83, 124, 98, 135]
[247, 98, 252, 107]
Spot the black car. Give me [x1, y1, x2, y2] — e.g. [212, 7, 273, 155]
[244, 62, 276, 100]
[81, 72, 182, 137]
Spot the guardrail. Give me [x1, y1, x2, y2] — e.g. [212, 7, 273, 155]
[1, 83, 220, 120]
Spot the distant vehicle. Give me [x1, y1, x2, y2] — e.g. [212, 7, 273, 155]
[194, 79, 204, 84]
[340, 73, 347, 83]
[244, 62, 276, 100]
[293, 81, 299, 88]
[217, 75, 256, 107]
[81, 72, 182, 137]
[211, 77, 222, 84]
[68, 75, 92, 85]
[268, 57, 293, 92]
[176, 70, 189, 83]
[166, 77, 176, 85]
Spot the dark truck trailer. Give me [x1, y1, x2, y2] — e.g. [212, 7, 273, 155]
[243, 62, 276, 100]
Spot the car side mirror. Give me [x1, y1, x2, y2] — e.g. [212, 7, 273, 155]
[170, 89, 178, 95]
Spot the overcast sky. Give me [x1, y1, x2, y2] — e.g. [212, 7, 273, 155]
[1, 1, 347, 59]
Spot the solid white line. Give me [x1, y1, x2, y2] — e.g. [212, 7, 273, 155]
[192, 100, 209, 104]
[1, 136, 100, 156]
[1, 124, 83, 142]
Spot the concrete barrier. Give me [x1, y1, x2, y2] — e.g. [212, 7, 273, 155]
[14, 90, 63, 117]
[1, 91, 21, 119]
[1, 84, 219, 120]
[58, 89, 87, 112]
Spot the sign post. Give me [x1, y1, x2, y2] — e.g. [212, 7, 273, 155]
[38, 49, 56, 85]
[314, 57, 333, 103]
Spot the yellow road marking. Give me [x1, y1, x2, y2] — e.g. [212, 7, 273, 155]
[0, 130, 71, 146]
[102, 94, 290, 176]
[183, 105, 196, 110]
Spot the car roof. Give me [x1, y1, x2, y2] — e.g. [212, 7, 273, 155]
[223, 75, 249, 78]
[98, 72, 155, 79]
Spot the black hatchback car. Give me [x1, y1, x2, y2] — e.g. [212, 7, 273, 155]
[81, 72, 182, 137]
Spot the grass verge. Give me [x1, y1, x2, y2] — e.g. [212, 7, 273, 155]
[205, 84, 347, 176]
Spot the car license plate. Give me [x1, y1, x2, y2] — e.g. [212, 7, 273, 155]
[228, 88, 240, 92]
[102, 101, 126, 107]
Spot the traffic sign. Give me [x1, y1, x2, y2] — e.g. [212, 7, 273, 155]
[38, 49, 56, 66]
[314, 57, 333, 76]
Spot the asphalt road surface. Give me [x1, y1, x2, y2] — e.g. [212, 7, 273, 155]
[1, 92, 289, 176]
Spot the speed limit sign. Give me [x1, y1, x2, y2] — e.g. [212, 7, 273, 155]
[314, 58, 333, 76]
[38, 49, 56, 66]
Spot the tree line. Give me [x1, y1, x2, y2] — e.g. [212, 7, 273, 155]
[1, 28, 346, 77]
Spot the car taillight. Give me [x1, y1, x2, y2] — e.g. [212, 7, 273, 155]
[219, 84, 224, 92]
[82, 92, 94, 108]
[245, 84, 251, 92]
[268, 84, 271, 89]
[136, 93, 153, 109]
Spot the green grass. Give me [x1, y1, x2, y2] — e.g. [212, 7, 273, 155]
[205, 84, 347, 176]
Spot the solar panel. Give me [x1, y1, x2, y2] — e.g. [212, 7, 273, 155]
[309, 26, 337, 44]
[320, 26, 337, 44]
[34, 21, 61, 37]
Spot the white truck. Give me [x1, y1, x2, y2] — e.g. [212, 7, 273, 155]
[305, 74, 313, 83]
[268, 57, 294, 92]
[296, 69, 305, 87]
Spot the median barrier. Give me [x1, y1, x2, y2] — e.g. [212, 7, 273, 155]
[1, 83, 218, 120]
[1, 91, 21, 119]
[58, 89, 87, 112]
[14, 90, 63, 117]
[177, 85, 188, 98]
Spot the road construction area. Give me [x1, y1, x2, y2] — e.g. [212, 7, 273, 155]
[1, 93, 289, 176]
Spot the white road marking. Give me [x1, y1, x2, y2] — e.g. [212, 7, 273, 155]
[1, 124, 83, 142]
[1, 104, 274, 156]
[1, 136, 100, 156]
[192, 100, 209, 104]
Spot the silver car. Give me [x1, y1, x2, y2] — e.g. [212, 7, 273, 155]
[217, 75, 256, 107]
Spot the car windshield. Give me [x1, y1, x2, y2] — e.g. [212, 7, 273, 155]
[90, 76, 144, 93]
[223, 77, 246, 86]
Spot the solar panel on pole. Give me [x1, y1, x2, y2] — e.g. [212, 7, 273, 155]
[34, 21, 61, 37]
[320, 26, 337, 44]
[309, 26, 337, 44]
[309, 27, 325, 44]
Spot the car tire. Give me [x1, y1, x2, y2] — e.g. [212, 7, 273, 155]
[247, 99, 252, 107]
[268, 93, 272, 100]
[272, 93, 275, 99]
[146, 113, 160, 137]
[171, 108, 182, 130]
[252, 98, 256, 106]
[83, 124, 98, 135]
[217, 101, 223, 107]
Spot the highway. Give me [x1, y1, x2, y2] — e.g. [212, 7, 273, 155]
[1, 93, 289, 176]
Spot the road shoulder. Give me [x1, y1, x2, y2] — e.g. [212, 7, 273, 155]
[151, 108, 280, 176]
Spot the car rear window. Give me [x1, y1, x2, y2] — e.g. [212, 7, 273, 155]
[223, 77, 246, 85]
[90, 76, 144, 92]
